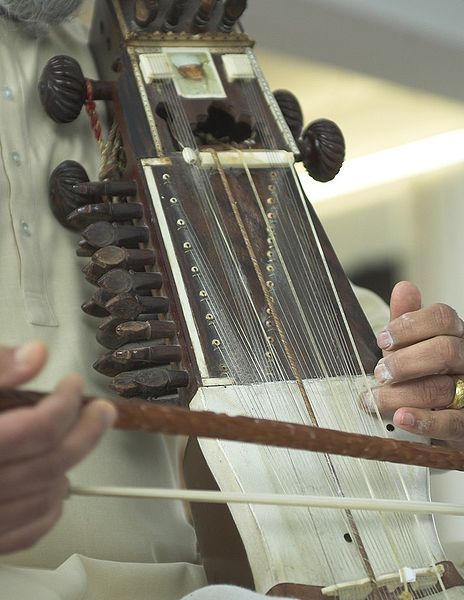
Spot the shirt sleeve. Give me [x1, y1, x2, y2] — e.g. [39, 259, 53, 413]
[182, 585, 297, 600]
[351, 284, 389, 334]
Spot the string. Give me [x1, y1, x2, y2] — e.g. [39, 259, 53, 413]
[145, 54, 449, 597]
[210, 147, 385, 586]
[184, 136, 436, 596]
[238, 116, 444, 595]
[153, 94, 350, 574]
[236, 76, 446, 596]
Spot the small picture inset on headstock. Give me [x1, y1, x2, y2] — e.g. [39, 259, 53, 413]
[164, 49, 226, 99]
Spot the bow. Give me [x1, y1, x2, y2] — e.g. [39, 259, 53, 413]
[2, 389, 463, 472]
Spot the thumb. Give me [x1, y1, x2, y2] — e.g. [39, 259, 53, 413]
[389, 281, 422, 321]
[0, 341, 48, 388]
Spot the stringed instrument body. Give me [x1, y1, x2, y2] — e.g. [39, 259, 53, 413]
[37, 1, 464, 598]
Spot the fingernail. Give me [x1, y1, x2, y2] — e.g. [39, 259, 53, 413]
[374, 359, 392, 383]
[14, 341, 39, 369]
[97, 400, 117, 427]
[397, 411, 416, 427]
[377, 329, 393, 350]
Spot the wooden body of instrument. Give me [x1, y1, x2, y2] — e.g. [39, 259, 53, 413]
[37, 1, 464, 598]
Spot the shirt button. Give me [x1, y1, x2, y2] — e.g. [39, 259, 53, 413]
[20, 220, 32, 237]
[1, 86, 13, 100]
[11, 151, 22, 165]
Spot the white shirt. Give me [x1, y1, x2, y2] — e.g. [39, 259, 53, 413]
[0, 15, 207, 600]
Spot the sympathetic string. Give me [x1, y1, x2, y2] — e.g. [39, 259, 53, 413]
[143, 66, 448, 594]
[236, 76, 445, 595]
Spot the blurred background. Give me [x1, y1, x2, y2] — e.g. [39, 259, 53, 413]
[80, 0, 464, 565]
[243, 0, 464, 312]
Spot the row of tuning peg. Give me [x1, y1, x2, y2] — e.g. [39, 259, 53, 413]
[50, 161, 190, 403]
[132, 0, 247, 33]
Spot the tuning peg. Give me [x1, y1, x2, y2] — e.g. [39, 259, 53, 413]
[273, 90, 303, 142]
[81, 299, 111, 318]
[162, 0, 188, 31]
[110, 367, 189, 399]
[74, 181, 137, 198]
[194, 0, 218, 31]
[97, 316, 176, 349]
[49, 162, 139, 231]
[82, 287, 169, 320]
[76, 242, 97, 257]
[98, 269, 163, 295]
[134, 0, 159, 27]
[39, 55, 113, 124]
[97, 316, 127, 348]
[49, 160, 92, 231]
[298, 119, 345, 182]
[67, 203, 143, 229]
[104, 292, 169, 319]
[113, 343, 182, 367]
[93, 352, 127, 376]
[219, 0, 247, 32]
[116, 319, 176, 343]
[81, 302, 109, 318]
[94, 342, 182, 375]
[81, 222, 149, 249]
[82, 247, 156, 284]
[81, 288, 116, 317]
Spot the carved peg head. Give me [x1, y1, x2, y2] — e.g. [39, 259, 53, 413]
[49, 160, 90, 230]
[38, 55, 86, 123]
[299, 119, 345, 182]
[273, 89, 303, 141]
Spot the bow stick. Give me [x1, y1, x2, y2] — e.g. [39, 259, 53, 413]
[1, 389, 464, 471]
[69, 484, 464, 517]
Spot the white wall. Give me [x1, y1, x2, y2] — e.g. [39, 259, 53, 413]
[318, 164, 464, 312]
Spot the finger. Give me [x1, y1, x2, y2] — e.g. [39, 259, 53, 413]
[374, 336, 464, 384]
[0, 396, 115, 505]
[0, 374, 86, 462]
[377, 303, 464, 352]
[0, 479, 68, 537]
[0, 502, 63, 555]
[0, 451, 72, 502]
[58, 399, 117, 471]
[389, 281, 422, 321]
[363, 375, 455, 416]
[393, 406, 464, 443]
[0, 341, 47, 388]
[0, 374, 84, 461]
[377, 282, 422, 352]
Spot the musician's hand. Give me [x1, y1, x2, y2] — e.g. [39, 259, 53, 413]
[0, 341, 116, 554]
[369, 281, 464, 448]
